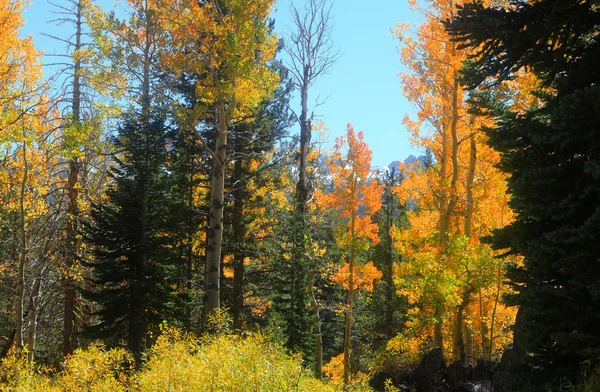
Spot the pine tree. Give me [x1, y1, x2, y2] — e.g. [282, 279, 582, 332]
[449, 0, 600, 387]
[368, 167, 407, 344]
[83, 113, 182, 360]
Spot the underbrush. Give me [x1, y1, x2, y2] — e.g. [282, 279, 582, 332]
[0, 328, 350, 391]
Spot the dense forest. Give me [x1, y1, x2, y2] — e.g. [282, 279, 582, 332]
[1, 0, 599, 391]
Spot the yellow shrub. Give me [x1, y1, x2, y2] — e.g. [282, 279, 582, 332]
[56, 344, 131, 392]
[0, 350, 56, 392]
[1, 330, 353, 391]
[134, 328, 339, 392]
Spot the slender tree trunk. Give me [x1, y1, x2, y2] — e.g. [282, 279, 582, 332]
[343, 248, 355, 385]
[232, 158, 245, 331]
[464, 127, 477, 239]
[453, 290, 473, 362]
[63, 0, 83, 357]
[434, 125, 449, 349]
[185, 156, 195, 330]
[343, 197, 357, 385]
[310, 271, 323, 378]
[435, 70, 461, 351]
[433, 311, 444, 349]
[453, 129, 477, 362]
[26, 275, 42, 363]
[205, 102, 228, 315]
[294, 76, 323, 373]
[297, 79, 310, 216]
[488, 268, 502, 361]
[16, 140, 28, 351]
[479, 290, 490, 361]
[130, 124, 151, 363]
[464, 323, 474, 365]
[141, 0, 151, 116]
[384, 171, 396, 339]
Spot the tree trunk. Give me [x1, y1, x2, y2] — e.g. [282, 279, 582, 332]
[384, 172, 396, 339]
[309, 271, 323, 378]
[63, 0, 83, 357]
[464, 125, 477, 239]
[205, 101, 228, 316]
[453, 129, 477, 362]
[343, 203, 357, 385]
[185, 156, 195, 330]
[488, 268, 502, 361]
[453, 290, 472, 362]
[26, 275, 42, 363]
[296, 78, 310, 216]
[130, 123, 151, 364]
[479, 290, 491, 361]
[464, 323, 474, 365]
[232, 158, 245, 331]
[16, 141, 28, 350]
[433, 310, 444, 350]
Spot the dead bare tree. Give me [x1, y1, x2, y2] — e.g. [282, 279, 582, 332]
[284, 0, 340, 379]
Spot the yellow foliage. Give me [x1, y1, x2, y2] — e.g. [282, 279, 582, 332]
[136, 329, 338, 392]
[0, 329, 344, 391]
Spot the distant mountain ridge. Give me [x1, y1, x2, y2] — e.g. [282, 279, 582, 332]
[314, 154, 427, 186]
[370, 154, 427, 178]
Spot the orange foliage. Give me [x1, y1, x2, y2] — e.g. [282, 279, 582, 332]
[332, 261, 382, 292]
[316, 124, 383, 252]
[393, 0, 520, 361]
[317, 123, 383, 382]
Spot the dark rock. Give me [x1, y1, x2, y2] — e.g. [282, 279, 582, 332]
[409, 347, 448, 392]
[447, 360, 473, 389]
[473, 359, 491, 381]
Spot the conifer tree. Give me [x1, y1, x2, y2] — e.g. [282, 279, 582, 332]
[449, 0, 600, 386]
[83, 113, 182, 360]
[368, 167, 407, 343]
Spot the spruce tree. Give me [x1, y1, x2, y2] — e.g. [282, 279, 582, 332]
[368, 167, 407, 344]
[83, 114, 182, 360]
[448, 0, 600, 387]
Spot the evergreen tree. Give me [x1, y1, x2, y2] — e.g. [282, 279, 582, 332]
[449, 0, 600, 387]
[271, 207, 316, 361]
[168, 126, 207, 332]
[83, 114, 183, 360]
[223, 66, 293, 330]
[368, 167, 407, 345]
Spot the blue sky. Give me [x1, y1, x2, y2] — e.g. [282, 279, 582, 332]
[21, 0, 422, 167]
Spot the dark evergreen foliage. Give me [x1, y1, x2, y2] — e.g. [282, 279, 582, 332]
[367, 167, 408, 346]
[271, 208, 317, 360]
[82, 114, 184, 359]
[448, 0, 600, 388]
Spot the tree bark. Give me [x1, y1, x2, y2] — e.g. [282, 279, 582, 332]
[205, 101, 228, 316]
[232, 157, 245, 331]
[16, 140, 28, 351]
[384, 170, 396, 339]
[26, 275, 42, 363]
[63, 0, 83, 357]
[310, 274, 323, 378]
[343, 182, 357, 385]
[453, 129, 477, 362]
[464, 129, 477, 239]
[479, 290, 491, 361]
